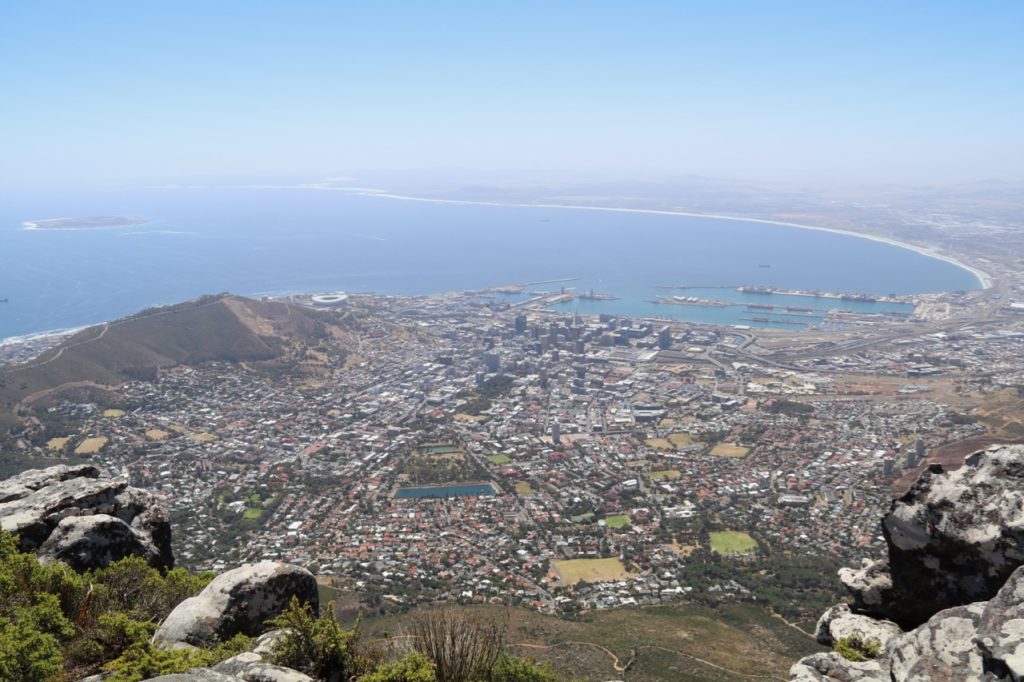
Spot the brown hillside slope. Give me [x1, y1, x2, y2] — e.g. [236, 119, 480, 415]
[0, 294, 333, 426]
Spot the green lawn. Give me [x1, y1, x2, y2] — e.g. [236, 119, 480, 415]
[709, 531, 758, 555]
[488, 454, 511, 464]
[604, 515, 631, 528]
[243, 507, 263, 520]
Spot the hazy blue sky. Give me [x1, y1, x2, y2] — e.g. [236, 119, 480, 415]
[2, 1, 1022, 188]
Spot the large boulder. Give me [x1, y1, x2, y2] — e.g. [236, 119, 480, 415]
[973, 563, 1024, 679]
[815, 604, 901, 650]
[38, 514, 165, 571]
[793, 445, 1024, 680]
[887, 603, 987, 681]
[141, 667, 312, 682]
[842, 445, 1024, 628]
[154, 561, 318, 648]
[0, 464, 173, 570]
[788, 652, 887, 681]
[141, 673, 241, 682]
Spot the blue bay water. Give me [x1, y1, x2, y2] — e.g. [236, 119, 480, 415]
[0, 187, 981, 340]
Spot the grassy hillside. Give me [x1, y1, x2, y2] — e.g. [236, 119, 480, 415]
[0, 294, 333, 428]
[356, 602, 823, 682]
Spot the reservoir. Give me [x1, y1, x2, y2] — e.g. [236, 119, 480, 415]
[395, 483, 497, 499]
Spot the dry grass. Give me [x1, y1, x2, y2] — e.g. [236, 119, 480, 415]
[102, 408, 125, 418]
[514, 482, 535, 495]
[709, 443, 750, 458]
[75, 436, 108, 454]
[359, 602, 824, 681]
[46, 437, 69, 451]
[667, 432, 695, 446]
[145, 429, 170, 441]
[648, 469, 681, 480]
[552, 558, 632, 585]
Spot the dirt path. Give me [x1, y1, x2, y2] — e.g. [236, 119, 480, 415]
[512, 641, 627, 672]
[512, 640, 780, 679]
[769, 610, 817, 640]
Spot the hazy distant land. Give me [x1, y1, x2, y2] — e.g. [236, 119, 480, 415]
[23, 215, 147, 230]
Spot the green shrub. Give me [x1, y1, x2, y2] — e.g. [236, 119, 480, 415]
[360, 651, 437, 682]
[269, 597, 363, 682]
[490, 655, 560, 682]
[103, 633, 252, 682]
[0, 617, 64, 682]
[0, 530, 217, 680]
[834, 634, 882, 662]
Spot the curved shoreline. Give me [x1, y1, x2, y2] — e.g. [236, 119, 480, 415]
[320, 187, 992, 291]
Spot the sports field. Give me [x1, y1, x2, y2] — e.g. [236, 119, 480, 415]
[552, 557, 632, 585]
[709, 531, 758, 555]
[604, 515, 631, 528]
[514, 481, 535, 495]
[75, 437, 108, 454]
[648, 469, 681, 480]
[667, 432, 695, 446]
[488, 454, 511, 464]
[709, 443, 750, 458]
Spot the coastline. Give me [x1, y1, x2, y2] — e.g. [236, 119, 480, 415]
[0, 327, 86, 347]
[314, 187, 992, 291]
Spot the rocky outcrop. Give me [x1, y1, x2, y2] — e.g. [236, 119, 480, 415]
[789, 652, 886, 681]
[154, 561, 318, 648]
[815, 604, 901, 650]
[792, 444, 1024, 680]
[842, 445, 1024, 628]
[141, 665, 313, 682]
[0, 463, 173, 570]
[136, 632, 314, 681]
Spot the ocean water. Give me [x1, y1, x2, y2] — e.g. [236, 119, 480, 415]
[0, 187, 981, 341]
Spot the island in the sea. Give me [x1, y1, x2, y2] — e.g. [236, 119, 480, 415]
[23, 215, 147, 230]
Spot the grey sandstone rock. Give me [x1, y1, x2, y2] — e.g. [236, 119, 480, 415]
[237, 664, 314, 682]
[38, 513, 163, 571]
[888, 602, 987, 681]
[154, 561, 318, 648]
[974, 564, 1024, 679]
[141, 671, 242, 682]
[844, 445, 1024, 628]
[795, 445, 1024, 681]
[788, 652, 887, 681]
[0, 463, 173, 570]
[250, 629, 289, 657]
[815, 603, 902, 650]
[213, 652, 264, 675]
